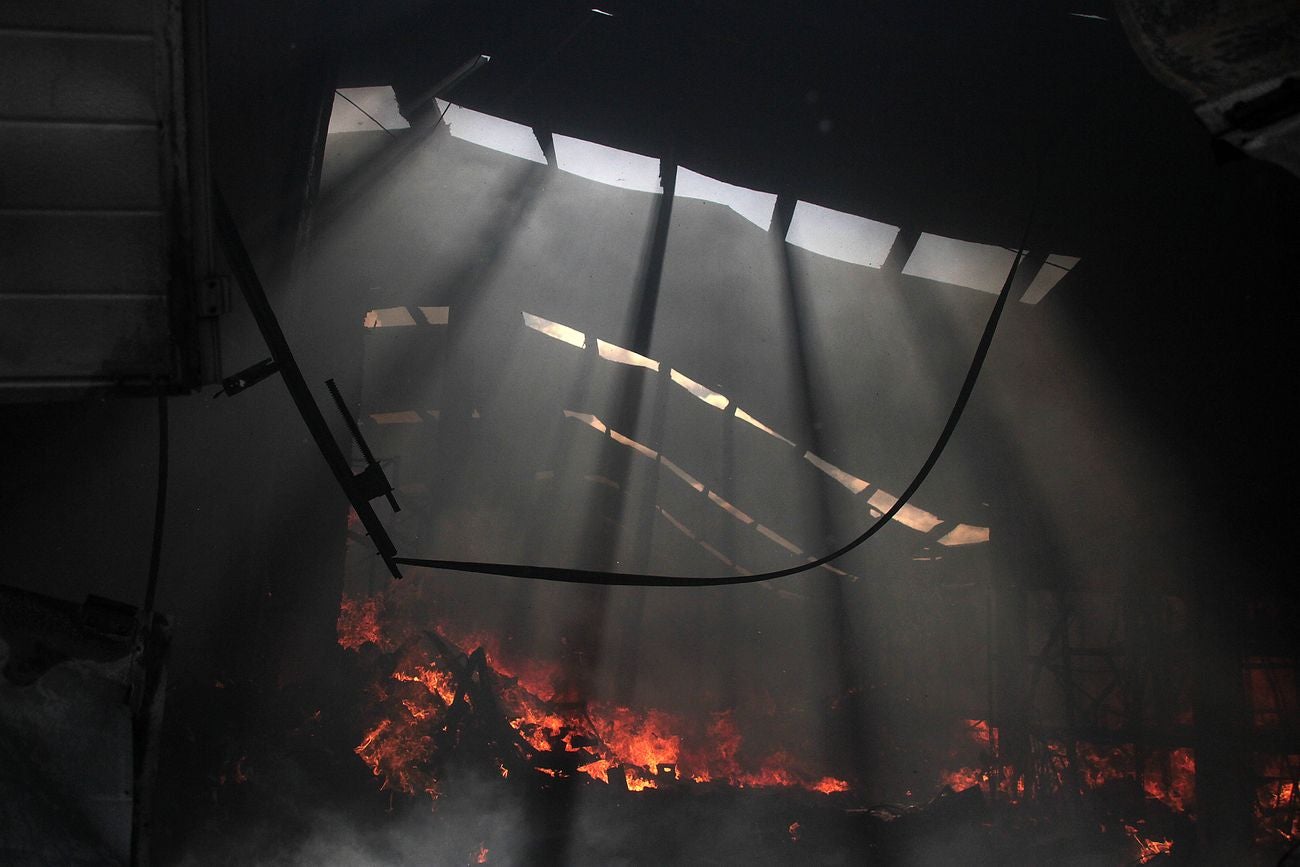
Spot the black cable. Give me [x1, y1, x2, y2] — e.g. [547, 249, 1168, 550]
[142, 391, 168, 615]
[396, 192, 1039, 586]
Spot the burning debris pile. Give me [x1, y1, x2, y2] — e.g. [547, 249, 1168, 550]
[337, 593, 850, 802]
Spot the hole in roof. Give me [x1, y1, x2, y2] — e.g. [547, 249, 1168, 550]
[707, 490, 754, 524]
[902, 233, 1018, 294]
[364, 306, 417, 328]
[418, 306, 450, 325]
[937, 524, 991, 546]
[675, 166, 777, 230]
[734, 407, 796, 446]
[524, 312, 586, 348]
[784, 201, 899, 268]
[610, 429, 658, 460]
[552, 135, 663, 194]
[867, 489, 944, 533]
[597, 339, 660, 371]
[756, 523, 803, 555]
[433, 100, 547, 164]
[670, 369, 728, 409]
[330, 87, 409, 134]
[563, 410, 607, 433]
[659, 455, 705, 492]
[1020, 254, 1081, 304]
[804, 451, 869, 494]
[369, 410, 423, 424]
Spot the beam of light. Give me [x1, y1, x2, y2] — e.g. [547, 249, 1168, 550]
[937, 523, 991, 546]
[1069, 12, 1110, 20]
[552, 134, 663, 193]
[524, 311, 586, 348]
[675, 166, 777, 230]
[784, 200, 899, 268]
[757, 523, 803, 555]
[610, 428, 658, 460]
[418, 306, 450, 325]
[659, 455, 705, 492]
[707, 490, 754, 524]
[1020, 254, 1081, 304]
[364, 306, 417, 327]
[585, 474, 621, 489]
[803, 451, 869, 494]
[563, 410, 607, 433]
[902, 233, 1018, 294]
[867, 489, 945, 533]
[734, 407, 796, 446]
[669, 369, 729, 409]
[591, 8, 615, 16]
[369, 410, 422, 424]
[433, 100, 547, 164]
[329, 86, 410, 134]
[534, 469, 555, 480]
[597, 339, 660, 371]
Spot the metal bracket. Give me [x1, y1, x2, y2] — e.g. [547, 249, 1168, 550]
[197, 274, 233, 318]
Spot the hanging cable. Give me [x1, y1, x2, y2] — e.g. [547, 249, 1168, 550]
[395, 187, 1039, 586]
[142, 390, 169, 615]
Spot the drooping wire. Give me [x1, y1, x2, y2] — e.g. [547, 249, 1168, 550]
[395, 186, 1041, 586]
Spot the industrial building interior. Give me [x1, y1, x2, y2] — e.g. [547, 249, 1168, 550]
[2, 0, 1298, 863]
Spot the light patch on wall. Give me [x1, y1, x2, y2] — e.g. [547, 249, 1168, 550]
[670, 369, 729, 409]
[734, 407, 795, 446]
[784, 201, 899, 268]
[1020, 254, 1080, 304]
[902, 233, 1018, 294]
[364, 306, 417, 328]
[329, 87, 410, 134]
[707, 490, 754, 524]
[369, 410, 422, 424]
[756, 523, 803, 555]
[418, 306, 449, 325]
[867, 489, 944, 533]
[425, 409, 441, 419]
[585, 474, 621, 490]
[563, 410, 607, 433]
[675, 166, 777, 230]
[659, 455, 705, 493]
[597, 339, 660, 371]
[534, 470, 555, 480]
[938, 524, 990, 546]
[610, 429, 658, 460]
[803, 451, 869, 494]
[434, 100, 547, 164]
[523, 312, 586, 348]
[553, 134, 662, 193]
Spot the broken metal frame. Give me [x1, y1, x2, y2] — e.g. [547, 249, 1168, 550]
[211, 188, 402, 578]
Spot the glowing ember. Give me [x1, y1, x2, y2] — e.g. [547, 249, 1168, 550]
[474, 843, 489, 863]
[788, 821, 801, 842]
[1124, 824, 1173, 863]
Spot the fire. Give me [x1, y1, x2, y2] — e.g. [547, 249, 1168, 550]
[940, 767, 985, 793]
[1124, 824, 1173, 863]
[337, 590, 853, 802]
[474, 843, 489, 863]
